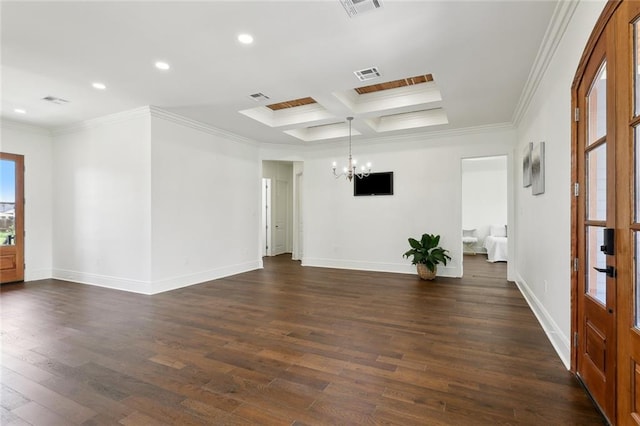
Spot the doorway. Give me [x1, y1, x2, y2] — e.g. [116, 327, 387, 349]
[571, 1, 640, 423]
[262, 161, 294, 258]
[0, 152, 24, 284]
[461, 156, 508, 277]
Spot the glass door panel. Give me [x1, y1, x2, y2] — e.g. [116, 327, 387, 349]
[635, 232, 640, 328]
[587, 143, 607, 221]
[635, 20, 640, 116]
[0, 159, 16, 246]
[586, 225, 607, 305]
[588, 61, 607, 146]
[637, 126, 640, 221]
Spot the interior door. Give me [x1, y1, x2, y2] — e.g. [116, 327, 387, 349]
[296, 172, 303, 260]
[0, 153, 24, 284]
[575, 20, 616, 422]
[262, 178, 271, 256]
[274, 179, 288, 255]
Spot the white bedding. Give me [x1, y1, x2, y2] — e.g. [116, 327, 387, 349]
[484, 235, 508, 262]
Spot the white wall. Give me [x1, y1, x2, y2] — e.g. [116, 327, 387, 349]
[150, 112, 261, 293]
[462, 156, 508, 252]
[514, 0, 606, 368]
[51, 109, 153, 293]
[300, 126, 516, 279]
[48, 107, 262, 294]
[0, 120, 53, 281]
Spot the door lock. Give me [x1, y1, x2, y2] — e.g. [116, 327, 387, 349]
[593, 265, 616, 278]
[600, 228, 615, 255]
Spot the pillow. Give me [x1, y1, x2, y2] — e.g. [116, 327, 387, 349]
[462, 229, 476, 237]
[490, 224, 507, 237]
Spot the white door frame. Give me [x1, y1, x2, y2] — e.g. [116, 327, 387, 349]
[261, 178, 272, 256]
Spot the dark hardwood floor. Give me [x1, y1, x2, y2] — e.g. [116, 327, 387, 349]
[1, 255, 604, 425]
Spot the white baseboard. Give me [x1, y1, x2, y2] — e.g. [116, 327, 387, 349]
[53, 260, 263, 295]
[52, 269, 153, 294]
[25, 268, 52, 281]
[151, 260, 262, 294]
[514, 272, 570, 369]
[301, 257, 458, 278]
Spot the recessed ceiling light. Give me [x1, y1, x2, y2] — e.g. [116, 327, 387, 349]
[14, 108, 26, 114]
[155, 61, 170, 70]
[238, 34, 254, 44]
[92, 82, 106, 90]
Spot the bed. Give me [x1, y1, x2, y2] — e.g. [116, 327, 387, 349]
[484, 224, 508, 262]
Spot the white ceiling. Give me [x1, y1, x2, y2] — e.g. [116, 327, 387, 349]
[1, 1, 559, 145]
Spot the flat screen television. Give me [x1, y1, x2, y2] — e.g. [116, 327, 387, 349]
[353, 172, 394, 196]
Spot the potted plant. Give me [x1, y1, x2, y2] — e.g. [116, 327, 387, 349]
[403, 233, 452, 280]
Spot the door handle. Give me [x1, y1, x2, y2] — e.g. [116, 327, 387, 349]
[593, 266, 616, 278]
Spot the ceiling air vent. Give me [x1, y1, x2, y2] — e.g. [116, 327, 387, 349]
[249, 92, 270, 102]
[354, 67, 381, 82]
[42, 96, 70, 105]
[340, 0, 382, 18]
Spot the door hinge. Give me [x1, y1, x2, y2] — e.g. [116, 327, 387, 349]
[573, 257, 579, 272]
[573, 331, 578, 347]
[574, 182, 579, 197]
[574, 107, 580, 122]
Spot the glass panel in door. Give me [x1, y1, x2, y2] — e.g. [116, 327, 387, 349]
[635, 21, 640, 116]
[588, 62, 607, 145]
[586, 225, 607, 305]
[0, 159, 16, 246]
[587, 143, 607, 221]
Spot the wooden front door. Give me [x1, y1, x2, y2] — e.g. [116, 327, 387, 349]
[572, 1, 640, 423]
[575, 16, 617, 421]
[614, 1, 640, 423]
[0, 152, 24, 284]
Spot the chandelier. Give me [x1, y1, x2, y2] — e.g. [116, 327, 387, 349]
[332, 117, 371, 181]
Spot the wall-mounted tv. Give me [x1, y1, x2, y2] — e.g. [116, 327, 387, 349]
[353, 172, 394, 196]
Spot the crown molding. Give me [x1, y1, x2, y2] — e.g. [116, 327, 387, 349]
[149, 106, 259, 147]
[49, 106, 260, 147]
[51, 106, 151, 136]
[303, 122, 516, 152]
[511, 0, 580, 125]
[0, 117, 52, 136]
[355, 122, 515, 147]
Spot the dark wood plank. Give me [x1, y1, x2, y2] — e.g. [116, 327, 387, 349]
[0, 255, 605, 424]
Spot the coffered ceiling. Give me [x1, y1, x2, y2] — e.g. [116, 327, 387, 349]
[1, 1, 559, 144]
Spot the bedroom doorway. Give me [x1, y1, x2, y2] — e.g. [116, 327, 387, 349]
[460, 155, 508, 277]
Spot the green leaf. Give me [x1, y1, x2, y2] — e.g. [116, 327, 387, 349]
[408, 238, 421, 249]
